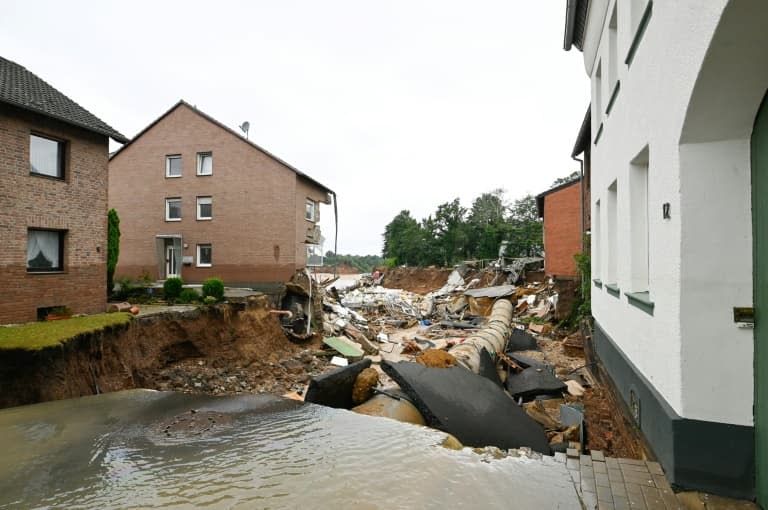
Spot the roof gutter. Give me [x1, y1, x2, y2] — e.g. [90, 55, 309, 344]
[564, 0, 579, 51]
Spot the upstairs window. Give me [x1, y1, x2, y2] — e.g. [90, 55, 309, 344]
[197, 152, 213, 176]
[166, 155, 182, 177]
[27, 229, 65, 272]
[197, 196, 212, 220]
[166, 198, 182, 221]
[30, 134, 65, 179]
[305, 199, 316, 222]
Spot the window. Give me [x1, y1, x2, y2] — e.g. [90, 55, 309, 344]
[166, 198, 182, 221]
[593, 61, 603, 136]
[30, 134, 64, 179]
[197, 196, 212, 220]
[606, 5, 619, 114]
[594, 200, 601, 281]
[305, 199, 316, 221]
[27, 229, 64, 272]
[606, 181, 618, 285]
[197, 244, 212, 267]
[166, 155, 182, 177]
[629, 147, 649, 292]
[197, 152, 212, 176]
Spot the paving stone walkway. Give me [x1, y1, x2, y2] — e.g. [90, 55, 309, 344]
[555, 448, 682, 509]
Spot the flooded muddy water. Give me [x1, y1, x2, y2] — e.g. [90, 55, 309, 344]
[0, 390, 580, 509]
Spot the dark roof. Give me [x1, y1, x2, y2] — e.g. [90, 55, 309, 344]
[110, 100, 334, 196]
[564, 0, 590, 51]
[535, 177, 582, 218]
[0, 56, 128, 143]
[572, 104, 591, 157]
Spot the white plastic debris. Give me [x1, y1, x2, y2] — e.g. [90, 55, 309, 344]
[330, 356, 349, 367]
[376, 332, 389, 343]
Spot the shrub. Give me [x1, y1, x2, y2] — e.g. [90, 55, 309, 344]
[202, 278, 225, 302]
[203, 296, 218, 305]
[383, 257, 398, 268]
[114, 276, 134, 301]
[163, 277, 184, 303]
[178, 288, 200, 304]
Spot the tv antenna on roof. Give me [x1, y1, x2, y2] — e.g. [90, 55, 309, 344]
[239, 121, 250, 140]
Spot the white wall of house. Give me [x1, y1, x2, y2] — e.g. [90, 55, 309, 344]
[585, 0, 759, 426]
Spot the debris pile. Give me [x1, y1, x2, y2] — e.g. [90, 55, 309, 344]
[296, 260, 643, 460]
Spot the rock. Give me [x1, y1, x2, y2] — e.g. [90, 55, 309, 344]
[304, 359, 373, 409]
[415, 349, 457, 368]
[381, 360, 550, 455]
[564, 379, 585, 397]
[352, 368, 379, 404]
[528, 323, 552, 335]
[523, 400, 562, 430]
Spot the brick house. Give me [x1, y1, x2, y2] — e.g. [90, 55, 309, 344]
[0, 56, 128, 324]
[535, 178, 582, 278]
[108, 101, 333, 286]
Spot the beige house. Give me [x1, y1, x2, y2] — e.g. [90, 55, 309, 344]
[108, 101, 333, 286]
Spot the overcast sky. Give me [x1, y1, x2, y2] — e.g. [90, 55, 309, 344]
[2, 1, 589, 256]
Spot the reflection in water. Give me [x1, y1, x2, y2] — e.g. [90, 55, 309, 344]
[0, 390, 580, 509]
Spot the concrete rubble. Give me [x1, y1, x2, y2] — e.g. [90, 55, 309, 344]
[290, 259, 644, 464]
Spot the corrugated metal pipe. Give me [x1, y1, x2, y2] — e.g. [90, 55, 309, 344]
[448, 299, 513, 373]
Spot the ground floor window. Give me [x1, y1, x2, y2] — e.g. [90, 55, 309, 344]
[27, 229, 65, 271]
[197, 244, 212, 267]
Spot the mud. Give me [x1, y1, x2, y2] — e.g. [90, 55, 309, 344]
[0, 301, 330, 409]
[415, 349, 457, 368]
[380, 267, 453, 295]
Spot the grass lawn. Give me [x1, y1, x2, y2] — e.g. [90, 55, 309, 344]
[0, 313, 133, 351]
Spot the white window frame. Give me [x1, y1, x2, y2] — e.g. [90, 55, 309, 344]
[197, 244, 212, 267]
[197, 196, 212, 220]
[197, 152, 213, 176]
[305, 199, 316, 222]
[165, 198, 182, 221]
[166, 155, 182, 178]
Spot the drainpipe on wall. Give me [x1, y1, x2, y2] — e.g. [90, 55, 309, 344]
[573, 154, 585, 251]
[332, 191, 339, 279]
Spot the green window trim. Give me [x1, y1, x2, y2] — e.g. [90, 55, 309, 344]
[606, 283, 620, 298]
[594, 123, 604, 145]
[606, 81, 621, 115]
[593, 279, 603, 288]
[625, 1, 653, 67]
[626, 291, 655, 315]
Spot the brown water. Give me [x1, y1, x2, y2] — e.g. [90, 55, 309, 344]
[0, 390, 581, 509]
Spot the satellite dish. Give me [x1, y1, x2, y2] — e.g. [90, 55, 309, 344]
[239, 121, 250, 139]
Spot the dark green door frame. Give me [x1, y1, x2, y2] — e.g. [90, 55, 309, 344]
[751, 90, 768, 507]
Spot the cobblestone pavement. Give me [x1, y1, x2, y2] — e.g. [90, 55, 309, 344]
[557, 448, 682, 510]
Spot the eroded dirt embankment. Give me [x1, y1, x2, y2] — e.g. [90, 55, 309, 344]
[0, 301, 327, 409]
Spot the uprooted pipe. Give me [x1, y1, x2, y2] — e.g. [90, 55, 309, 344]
[269, 310, 293, 319]
[448, 299, 513, 373]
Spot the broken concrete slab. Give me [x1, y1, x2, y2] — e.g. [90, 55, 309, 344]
[506, 328, 538, 352]
[323, 336, 364, 359]
[505, 367, 567, 401]
[381, 360, 550, 454]
[304, 359, 372, 409]
[507, 352, 548, 370]
[528, 323, 552, 335]
[464, 285, 516, 299]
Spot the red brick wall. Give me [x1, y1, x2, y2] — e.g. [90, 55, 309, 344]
[543, 181, 582, 277]
[108, 104, 329, 285]
[0, 104, 109, 324]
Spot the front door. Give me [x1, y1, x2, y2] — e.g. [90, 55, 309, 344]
[166, 244, 178, 278]
[751, 91, 768, 506]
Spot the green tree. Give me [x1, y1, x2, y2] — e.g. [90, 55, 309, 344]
[107, 208, 120, 295]
[432, 198, 468, 265]
[382, 210, 423, 265]
[467, 189, 509, 259]
[550, 171, 579, 188]
[506, 194, 543, 257]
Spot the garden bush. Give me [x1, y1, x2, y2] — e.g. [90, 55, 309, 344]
[178, 288, 200, 304]
[202, 278, 225, 302]
[163, 277, 184, 303]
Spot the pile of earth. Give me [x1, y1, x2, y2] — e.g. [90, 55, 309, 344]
[379, 267, 453, 295]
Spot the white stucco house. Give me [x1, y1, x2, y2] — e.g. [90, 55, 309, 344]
[564, 0, 767, 503]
